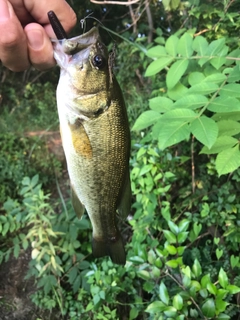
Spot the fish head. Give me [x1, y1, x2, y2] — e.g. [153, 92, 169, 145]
[53, 27, 111, 95]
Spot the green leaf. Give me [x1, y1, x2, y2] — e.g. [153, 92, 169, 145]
[155, 121, 190, 149]
[230, 255, 239, 268]
[188, 82, 219, 95]
[216, 248, 223, 260]
[190, 116, 218, 149]
[218, 268, 228, 289]
[168, 221, 179, 234]
[202, 299, 216, 318]
[207, 283, 217, 295]
[173, 94, 208, 110]
[145, 57, 174, 77]
[165, 35, 179, 57]
[226, 285, 240, 294]
[163, 230, 177, 243]
[166, 60, 189, 89]
[188, 72, 205, 86]
[165, 244, 177, 255]
[132, 110, 161, 131]
[210, 46, 228, 69]
[145, 301, 166, 313]
[200, 136, 238, 154]
[201, 274, 211, 288]
[173, 294, 183, 310]
[203, 73, 227, 84]
[220, 83, 240, 98]
[208, 38, 226, 56]
[149, 96, 174, 112]
[182, 275, 191, 287]
[177, 33, 193, 57]
[167, 82, 188, 100]
[177, 232, 189, 243]
[192, 36, 208, 55]
[192, 259, 202, 278]
[226, 65, 240, 82]
[159, 108, 197, 121]
[218, 120, 240, 136]
[216, 314, 230, 320]
[73, 274, 81, 293]
[159, 282, 169, 305]
[216, 145, 240, 176]
[146, 45, 167, 58]
[129, 307, 139, 320]
[166, 259, 179, 268]
[216, 299, 229, 313]
[193, 222, 202, 236]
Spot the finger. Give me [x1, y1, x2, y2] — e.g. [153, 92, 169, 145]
[23, 0, 77, 38]
[0, 0, 30, 71]
[24, 23, 55, 70]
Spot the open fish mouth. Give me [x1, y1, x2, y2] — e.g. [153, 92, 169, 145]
[48, 10, 99, 55]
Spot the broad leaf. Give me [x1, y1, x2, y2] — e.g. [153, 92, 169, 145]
[149, 96, 173, 112]
[159, 282, 169, 305]
[190, 116, 218, 149]
[216, 145, 240, 176]
[202, 299, 216, 318]
[207, 96, 240, 113]
[156, 121, 190, 149]
[188, 82, 219, 95]
[159, 108, 197, 121]
[188, 72, 205, 86]
[218, 120, 240, 136]
[200, 136, 238, 154]
[165, 35, 179, 57]
[145, 301, 166, 313]
[177, 33, 193, 57]
[145, 57, 174, 77]
[203, 73, 227, 84]
[220, 83, 240, 98]
[146, 45, 167, 58]
[210, 46, 228, 69]
[132, 110, 161, 131]
[173, 94, 208, 110]
[192, 36, 208, 55]
[167, 83, 188, 100]
[218, 268, 229, 289]
[207, 38, 226, 56]
[166, 59, 189, 89]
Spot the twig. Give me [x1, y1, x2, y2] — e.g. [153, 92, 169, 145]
[90, 0, 140, 5]
[191, 135, 195, 194]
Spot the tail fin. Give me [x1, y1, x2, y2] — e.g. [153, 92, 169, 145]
[92, 235, 126, 265]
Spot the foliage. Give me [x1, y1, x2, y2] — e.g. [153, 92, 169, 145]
[0, 133, 62, 203]
[133, 32, 240, 176]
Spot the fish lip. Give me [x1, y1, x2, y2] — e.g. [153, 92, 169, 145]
[52, 27, 100, 55]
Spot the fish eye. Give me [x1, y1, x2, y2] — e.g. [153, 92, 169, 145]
[92, 54, 106, 69]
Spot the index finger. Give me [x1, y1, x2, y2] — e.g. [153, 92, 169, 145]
[22, 0, 77, 38]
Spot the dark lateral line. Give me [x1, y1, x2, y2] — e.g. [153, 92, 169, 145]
[48, 11, 68, 40]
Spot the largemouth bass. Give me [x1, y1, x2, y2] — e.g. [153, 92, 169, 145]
[50, 15, 131, 265]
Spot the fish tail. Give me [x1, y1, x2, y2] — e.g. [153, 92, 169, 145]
[92, 235, 126, 265]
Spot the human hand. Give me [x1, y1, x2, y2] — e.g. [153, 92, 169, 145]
[0, 0, 76, 71]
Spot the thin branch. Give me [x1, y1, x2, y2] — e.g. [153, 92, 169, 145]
[191, 135, 195, 194]
[90, 0, 140, 5]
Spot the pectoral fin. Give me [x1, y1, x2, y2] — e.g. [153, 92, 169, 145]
[117, 172, 131, 219]
[71, 185, 85, 219]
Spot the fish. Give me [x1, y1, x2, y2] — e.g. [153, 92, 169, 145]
[49, 13, 131, 265]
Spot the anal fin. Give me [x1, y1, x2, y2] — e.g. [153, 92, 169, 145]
[117, 172, 131, 219]
[71, 185, 85, 219]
